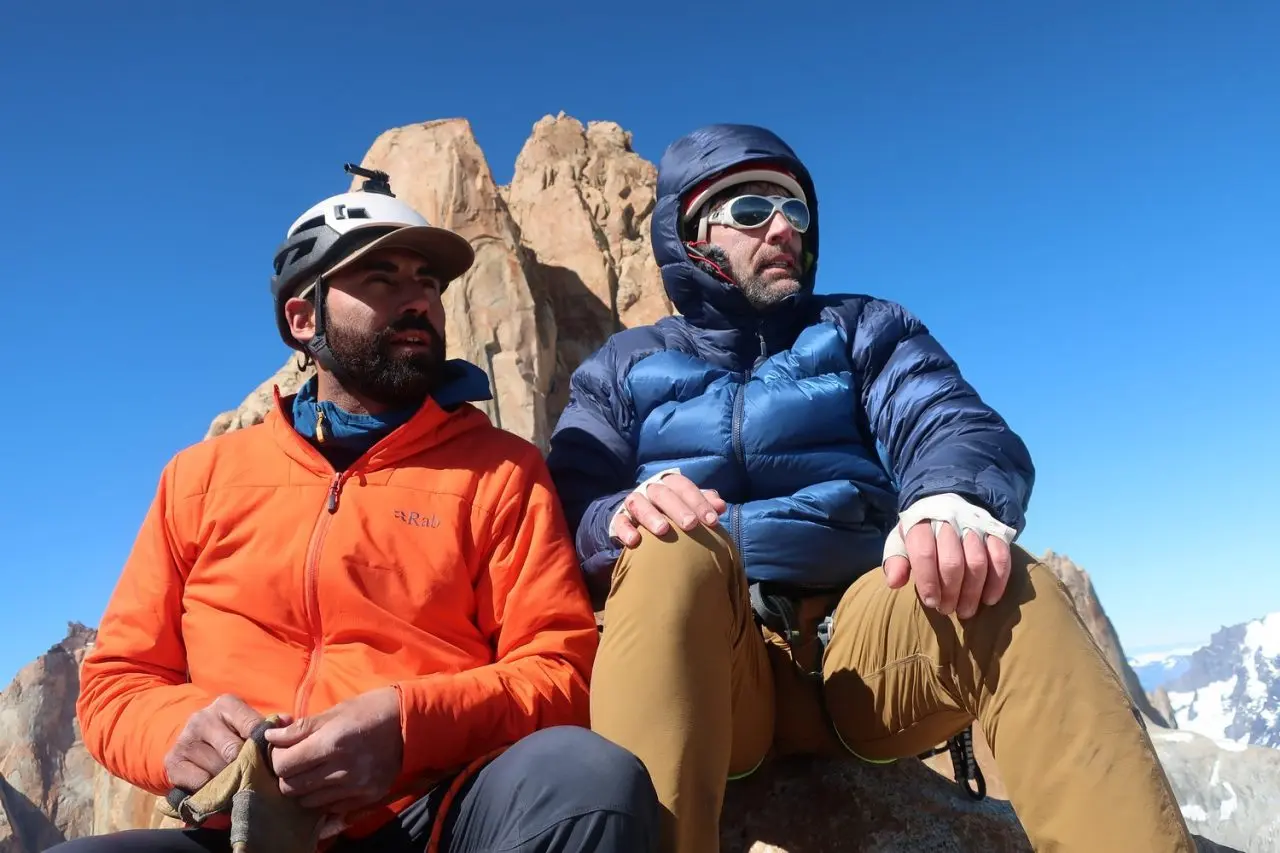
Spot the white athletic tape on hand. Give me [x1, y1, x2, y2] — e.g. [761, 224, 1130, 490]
[609, 468, 683, 539]
[882, 493, 1017, 563]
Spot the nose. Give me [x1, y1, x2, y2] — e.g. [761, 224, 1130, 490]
[397, 278, 438, 314]
[764, 210, 796, 245]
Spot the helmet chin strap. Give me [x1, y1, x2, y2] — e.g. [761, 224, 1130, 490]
[302, 275, 351, 385]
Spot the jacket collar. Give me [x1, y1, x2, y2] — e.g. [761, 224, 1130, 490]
[268, 359, 494, 475]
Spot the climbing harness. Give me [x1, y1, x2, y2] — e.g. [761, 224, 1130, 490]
[918, 726, 987, 801]
[749, 583, 988, 802]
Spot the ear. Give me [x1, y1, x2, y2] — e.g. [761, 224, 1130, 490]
[284, 297, 316, 345]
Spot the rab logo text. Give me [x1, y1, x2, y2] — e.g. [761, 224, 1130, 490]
[394, 510, 441, 528]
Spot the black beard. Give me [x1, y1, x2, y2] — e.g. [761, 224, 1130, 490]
[324, 314, 446, 410]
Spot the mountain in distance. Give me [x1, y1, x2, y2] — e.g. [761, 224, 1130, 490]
[1128, 642, 1200, 692]
[1149, 611, 1280, 749]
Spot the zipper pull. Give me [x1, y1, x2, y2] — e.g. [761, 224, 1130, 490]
[752, 330, 769, 372]
[315, 408, 327, 444]
[326, 475, 342, 513]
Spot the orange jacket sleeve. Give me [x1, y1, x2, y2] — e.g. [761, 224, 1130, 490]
[77, 456, 215, 795]
[393, 448, 598, 777]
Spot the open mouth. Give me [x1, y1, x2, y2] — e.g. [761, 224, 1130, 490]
[390, 331, 433, 348]
[760, 258, 796, 274]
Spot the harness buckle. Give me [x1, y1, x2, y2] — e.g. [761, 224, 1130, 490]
[919, 727, 987, 801]
[749, 582, 836, 681]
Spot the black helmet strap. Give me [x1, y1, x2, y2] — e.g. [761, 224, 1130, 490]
[302, 274, 349, 384]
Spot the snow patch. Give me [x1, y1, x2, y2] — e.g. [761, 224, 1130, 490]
[1209, 758, 1220, 787]
[1243, 612, 1280, 658]
[1162, 610, 1280, 747]
[1169, 675, 1239, 742]
[1152, 731, 1196, 743]
[1180, 804, 1208, 822]
[1219, 781, 1238, 821]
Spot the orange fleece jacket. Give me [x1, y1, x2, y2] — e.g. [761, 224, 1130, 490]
[77, 390, 598, 811]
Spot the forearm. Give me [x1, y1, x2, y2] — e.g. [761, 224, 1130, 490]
[393, 640, 593, 777]
[893, 413, 1035, 531]
[77, 659, 214, 794]
[850, 299, 1034, 529]
[78, 458, 208, 795]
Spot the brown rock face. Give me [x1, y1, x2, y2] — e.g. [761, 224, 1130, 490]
[0, 624, 97, 852]
[351, 119, 551, 447]
[89, 771, 173, 836]
[206, 114, 672, 449]
[205, 359, 311, 440]
[504, 113, 672, 423]
[0, 626, 182, 851]
[1038, 550, 1171, 727]
[722, 756, 1029, 852]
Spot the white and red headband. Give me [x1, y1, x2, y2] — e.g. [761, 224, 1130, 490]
[681, 164, 807, 243]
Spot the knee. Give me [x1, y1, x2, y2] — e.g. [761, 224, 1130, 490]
[611, 523, 740, 617]
[956, 546, 1090, 652]
[506, 726, 659, 818]
[956, 545, 1064, 623]
[1003, 546, 1079, 617]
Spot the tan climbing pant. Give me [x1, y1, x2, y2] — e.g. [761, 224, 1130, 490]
[589, 524, 1196, 853]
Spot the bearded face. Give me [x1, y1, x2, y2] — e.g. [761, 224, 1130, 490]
[699, 180, 806, 311]
[323, 308, 446, 410]
[285, 246, 451, 412]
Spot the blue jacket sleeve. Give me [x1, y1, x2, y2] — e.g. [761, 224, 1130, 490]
[546, 339, 638, 607]
[842, 298, 1035, 533]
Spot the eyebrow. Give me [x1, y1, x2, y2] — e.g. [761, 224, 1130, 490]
[356, 259, 435, 278]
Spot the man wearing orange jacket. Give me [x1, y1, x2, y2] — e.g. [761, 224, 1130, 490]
[53, 165, 659, 853]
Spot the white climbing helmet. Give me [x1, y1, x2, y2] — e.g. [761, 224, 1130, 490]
[269, 164, 474, 351]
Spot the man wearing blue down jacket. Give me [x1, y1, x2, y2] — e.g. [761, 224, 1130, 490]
[546, 122, 1193, 853]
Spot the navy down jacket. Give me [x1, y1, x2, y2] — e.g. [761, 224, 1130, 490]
[546, 123, 1035, 607]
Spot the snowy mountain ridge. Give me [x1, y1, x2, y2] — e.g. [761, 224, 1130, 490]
[1159, 611, 1280, 749]
[1129, 643, 1199, 692]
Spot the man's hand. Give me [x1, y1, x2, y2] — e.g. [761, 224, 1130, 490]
[164, 694, 268, 793]
[610, 473, 727, 548]
[264, 686, 404, 814]
[884, 520, 1013, 620]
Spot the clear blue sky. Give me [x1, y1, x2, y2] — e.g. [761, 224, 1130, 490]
[1, 1, 1276, 682]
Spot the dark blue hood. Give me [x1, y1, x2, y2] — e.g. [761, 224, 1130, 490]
[652, 123, 821, 335]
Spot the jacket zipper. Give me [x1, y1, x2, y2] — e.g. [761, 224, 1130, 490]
[731, 387, 747, 467]
[293, 471, 347, 716]
[730, 329, 769, 554]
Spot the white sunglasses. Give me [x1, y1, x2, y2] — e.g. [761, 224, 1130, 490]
[705, 194, 811, 233]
